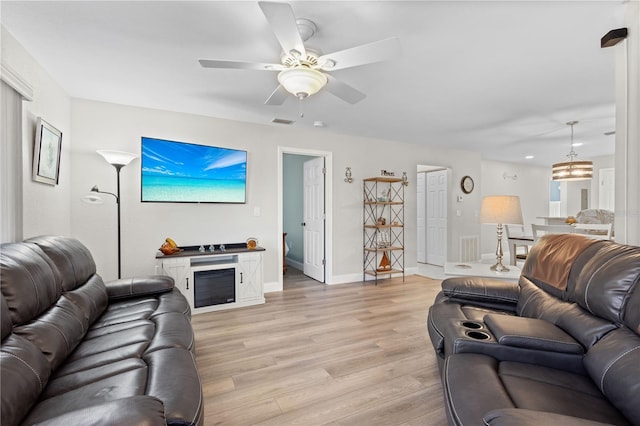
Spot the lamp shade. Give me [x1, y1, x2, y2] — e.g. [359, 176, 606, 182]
[479, 195, 524, 225]
[277, 67, 327, 99]
[97, 150, 138, 167]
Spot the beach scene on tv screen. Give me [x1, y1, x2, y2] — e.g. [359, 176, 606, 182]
[141, 137, 247, 203]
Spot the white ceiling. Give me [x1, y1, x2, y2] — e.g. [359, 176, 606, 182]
[1, 1, 624, 166]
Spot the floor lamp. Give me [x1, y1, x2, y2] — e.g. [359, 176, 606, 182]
[82, 150, 137, 279]
[479, 195, 523, 272]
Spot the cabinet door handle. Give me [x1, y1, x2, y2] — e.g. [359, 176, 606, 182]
[186, 277, 189, 290]
[240, 272, 244, 284]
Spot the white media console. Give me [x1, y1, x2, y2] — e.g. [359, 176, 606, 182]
[156, 244, 265, 314]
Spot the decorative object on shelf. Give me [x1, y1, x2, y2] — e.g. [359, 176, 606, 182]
[209, 244, 215, 252]
[344, 167, 353, 183]
[551, 121, 593, 181]
[402, 171, 409, 186]
[377, 217, 386, 226]
[565, 216, 577, 225]
[32, 117, 63, 186]
[219, 244, 226, 252]
[377, 230, 390, 247]
[246, 237, 258, 250]
[82, 149, 138, 278]
[460, 175, 474, 194]
[378, 252, 391, 270]
[480, 195, 524, 272]
[380, 170, 395, 177]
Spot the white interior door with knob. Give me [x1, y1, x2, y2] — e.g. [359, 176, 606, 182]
[426, 169, 447, 266]
[303, 157, 325, 282]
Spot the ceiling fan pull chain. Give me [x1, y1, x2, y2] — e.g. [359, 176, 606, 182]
[299, 98, 304, 118]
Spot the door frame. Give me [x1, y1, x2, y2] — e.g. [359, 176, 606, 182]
[278, 146, 333, 289]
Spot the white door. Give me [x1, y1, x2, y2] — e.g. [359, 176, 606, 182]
[417, 172, 426, 263]
[426, 170, 447, 266]
[303, 157, 325, 282]
[599, 168, 615, 211]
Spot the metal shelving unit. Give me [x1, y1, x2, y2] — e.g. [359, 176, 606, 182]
[363, 177, 405, 284]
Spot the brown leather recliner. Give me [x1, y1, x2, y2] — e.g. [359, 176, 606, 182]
[1, 236, 203, 425]
[427, 234, 640, 425]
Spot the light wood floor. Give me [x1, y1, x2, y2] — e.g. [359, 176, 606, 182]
[192, 269, 446, 425]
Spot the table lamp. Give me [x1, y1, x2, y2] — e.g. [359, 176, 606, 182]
[479, 195, 523, 272]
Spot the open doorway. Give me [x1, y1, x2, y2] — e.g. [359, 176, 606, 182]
[278, 147, 333, 290]
[417, 165, 449, 266]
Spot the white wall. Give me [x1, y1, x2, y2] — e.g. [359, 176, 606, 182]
[69, 99, 483, 285]
[1, 27, 72, 238]
[480, 159, 549, 257]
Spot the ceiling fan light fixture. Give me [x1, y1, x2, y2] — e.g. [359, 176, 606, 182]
[277, 67, 327, 99]
[551, 121, 593, 181]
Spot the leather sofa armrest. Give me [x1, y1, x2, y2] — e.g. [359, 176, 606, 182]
[105, 275, 174, 300]
[33, 395, 167, 425]
[484, 314, 584, 354]
[441, 276, 519, 307]
[484, 408, 616, 426]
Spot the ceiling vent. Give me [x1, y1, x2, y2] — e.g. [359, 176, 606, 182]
[271, 118, 295, 125]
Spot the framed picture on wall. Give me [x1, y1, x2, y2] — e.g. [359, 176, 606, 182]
[32, 117, 62, 185]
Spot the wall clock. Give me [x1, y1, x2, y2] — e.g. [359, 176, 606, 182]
[461, 176, 474, 194]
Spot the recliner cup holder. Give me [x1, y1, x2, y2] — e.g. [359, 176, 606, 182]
[461, 321, 483, 329]
[466, 330, 491, 340]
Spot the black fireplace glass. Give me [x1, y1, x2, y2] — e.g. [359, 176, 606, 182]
[194, 268, 235, 308]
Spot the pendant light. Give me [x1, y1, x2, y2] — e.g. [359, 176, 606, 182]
[551, 121, 593, 181]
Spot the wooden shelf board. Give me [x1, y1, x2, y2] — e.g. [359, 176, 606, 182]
[365, 268, 404, 276]
[364, 246, 404, 252]
[363, 177, 403, 183]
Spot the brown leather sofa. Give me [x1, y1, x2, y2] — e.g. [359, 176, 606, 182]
[1, 236, 203, 425]
[427, 234, 640, 425]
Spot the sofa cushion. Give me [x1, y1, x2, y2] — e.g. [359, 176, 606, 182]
[569, 242, 640, 325]
[584, 327, 640, 423]
[26, 235, 97, 292]
[13, 296, 88, 370]
[62, 274, 109, 325]
[106, 275, 174, 300]
[21, 366, 148, 425]
[32, 395, 167, 426]
[0, 242, 62, 325]
[443, 353, 630, 425]
[1, 332, 52, 426]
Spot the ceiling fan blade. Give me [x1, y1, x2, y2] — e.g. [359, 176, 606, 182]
[264, 85, 289, 105]
[325, 75, 366, 104]
[199, 59, 283, 71]
[258, 1, 306, 58]
[318, 37, 400, 71]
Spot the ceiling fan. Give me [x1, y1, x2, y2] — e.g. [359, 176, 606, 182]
[198, 1, 400, 105]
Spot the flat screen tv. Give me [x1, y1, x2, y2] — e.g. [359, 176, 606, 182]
[141, 137, 247, 203]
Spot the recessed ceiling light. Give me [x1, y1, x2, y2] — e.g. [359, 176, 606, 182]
[572, 142, 584, 147]
[525, 155, 534, 159]
[313, 121, 325, 128]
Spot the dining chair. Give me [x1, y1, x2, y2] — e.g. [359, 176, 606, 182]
[573, 223, 613, 240]
[531, 224, 574, 243]
[505, 224, 530, 264]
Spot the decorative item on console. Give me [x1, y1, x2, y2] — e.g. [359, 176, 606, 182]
[246, 237, 258, 250]
[160, 237, 182, 255]
[565, 216, 577, 224]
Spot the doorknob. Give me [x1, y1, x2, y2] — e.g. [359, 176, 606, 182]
[301, 222, 306, 226]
